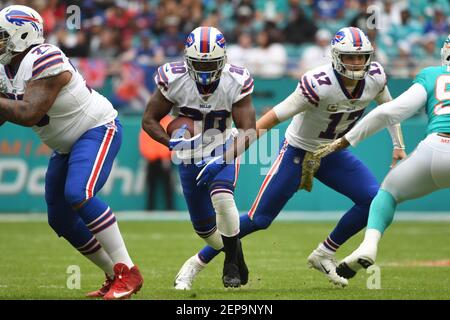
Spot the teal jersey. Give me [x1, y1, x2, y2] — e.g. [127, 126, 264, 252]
[413, 66, 450, 134]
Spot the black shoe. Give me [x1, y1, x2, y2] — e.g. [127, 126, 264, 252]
[222, 263, 241, 288]
[236, 239, 249, 285]
[336, 262, 357, 279]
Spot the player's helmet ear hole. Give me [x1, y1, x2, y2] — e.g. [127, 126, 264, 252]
[21, 32, 28, 40]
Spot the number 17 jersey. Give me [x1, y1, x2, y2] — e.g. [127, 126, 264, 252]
[286, 62, 388, 152]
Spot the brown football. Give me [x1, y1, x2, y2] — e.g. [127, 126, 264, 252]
[166, 116, 196, 138]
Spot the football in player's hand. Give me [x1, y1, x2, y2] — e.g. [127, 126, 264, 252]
[167, 116, 195, 138]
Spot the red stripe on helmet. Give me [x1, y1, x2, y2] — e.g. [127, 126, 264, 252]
[200, 27, 210, 53]
[350, 27, 362, 47]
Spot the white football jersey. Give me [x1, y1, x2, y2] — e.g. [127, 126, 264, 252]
[286, 62, 388, 151]
[0, 43, 117, 153]
[155, 61, 254, 159]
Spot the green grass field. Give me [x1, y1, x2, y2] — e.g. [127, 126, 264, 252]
[1, 220, 450, 300]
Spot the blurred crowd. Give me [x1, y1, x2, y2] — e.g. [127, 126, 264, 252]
[1, 0, 449, 110]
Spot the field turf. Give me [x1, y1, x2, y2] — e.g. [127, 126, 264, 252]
[1, 220, 450, 300]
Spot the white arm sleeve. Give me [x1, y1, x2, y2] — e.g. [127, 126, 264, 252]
[345, 83, 427, 146]
[375, 86, 405, 149]
[273, 90, 312, 122]
[375, 85, 392, 105]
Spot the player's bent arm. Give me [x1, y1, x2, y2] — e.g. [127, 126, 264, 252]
[142, 89, 173, 148]
[224, 94, 257, 162]
[345, 83, 427, 147]
[0, 71, 71, 127]
[258, 90, 311, 137]
[375, 85, 405, 149]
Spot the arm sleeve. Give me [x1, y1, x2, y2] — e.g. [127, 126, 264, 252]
[272, 90, 313, 122]
[375, 86, 405, 149]
[345, 83, 427, 146]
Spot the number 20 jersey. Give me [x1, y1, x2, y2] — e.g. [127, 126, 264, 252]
[286, 62, 388, 152]
[155, 61, 254, 159]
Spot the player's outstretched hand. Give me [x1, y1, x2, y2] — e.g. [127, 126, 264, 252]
[195, 156, 226, 186]
[314, 137, 350, 159]
[169, 124, 202, 151]
[391, 148, 407, 168]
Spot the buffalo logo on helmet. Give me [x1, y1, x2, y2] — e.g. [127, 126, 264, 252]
[185, 32, 195, 48]
[331, 31, 345, 45]
[215, 33, 226, 49]
[6, 9, 40, 31]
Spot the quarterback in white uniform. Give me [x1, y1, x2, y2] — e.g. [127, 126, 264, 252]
[142, 26, 256, 288]
[314, 34, 450, 280]
[0, 5, 142, 299]
[176, 27, 406, 289]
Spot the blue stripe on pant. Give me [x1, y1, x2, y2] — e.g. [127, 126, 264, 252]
[46, 119, 121, 249]
[198, 140, 379, 263]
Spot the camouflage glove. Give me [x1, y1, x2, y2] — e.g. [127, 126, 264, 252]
[299, 151, 321, 192]
[0, 77, 7, 94]
[314, 138, 347, 159]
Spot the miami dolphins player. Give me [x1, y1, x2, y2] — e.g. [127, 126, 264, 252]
[173, 27, 406, 289]
[314, 35, 450, 279]
[142, 26, 256, 288]
[0, 5, 143, 299]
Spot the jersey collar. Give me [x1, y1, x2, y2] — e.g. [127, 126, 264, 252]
[333, 69, 365, 100]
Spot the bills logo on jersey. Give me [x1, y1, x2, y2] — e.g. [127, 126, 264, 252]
[215, 34, 226, 49]
[331, 31, 345, 45]
[6, 10, 40, 31]
[186, 33, 195, 48]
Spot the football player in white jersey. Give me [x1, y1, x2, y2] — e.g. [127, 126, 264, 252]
[313, 34, 450, 280]
[142, 26, 256, 288]
[0, 5, 142, 299]
[175, 27, 406, 289]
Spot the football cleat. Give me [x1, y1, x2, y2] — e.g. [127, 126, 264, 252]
[222, 263, 241, 288]
[103, 263, 143, 300]
[237, 239, 249, 285]
[307, 247, 348, 287]
[174, 255, 204, 290]
[336, 244, 376, 279]
[86, 274, 114, 298]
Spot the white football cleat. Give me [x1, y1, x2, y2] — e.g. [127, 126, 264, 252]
[174, 255, 205, 290]
[307, 247, 348, 287]
[336, 243, 377, 279]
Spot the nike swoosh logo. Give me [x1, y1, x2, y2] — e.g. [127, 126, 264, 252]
[113, 289, 134, 299]
[320, 262, 330, 274]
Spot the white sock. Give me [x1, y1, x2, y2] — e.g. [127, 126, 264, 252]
[195, 254, 207, 267]
[203, 229, 224, 250]
[358, 229, 382, 260]
[362, 229, 382, 248]
[318, 243, 335, 255]
[85, 248, 114, 277]
[94, 221, 134, 269]
[211, 192, 239, 237]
